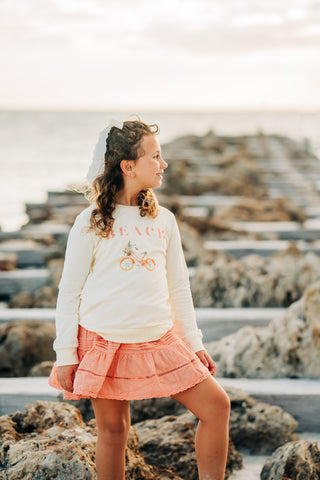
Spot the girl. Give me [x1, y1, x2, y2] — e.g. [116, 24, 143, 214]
[48, 116, 230, 480]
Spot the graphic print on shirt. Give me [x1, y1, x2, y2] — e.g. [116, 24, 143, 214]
[120, 241, 156, 271]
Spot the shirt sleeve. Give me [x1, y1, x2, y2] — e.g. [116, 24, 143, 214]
[166, 214, 205, 352]
[53, 213, 95, 366]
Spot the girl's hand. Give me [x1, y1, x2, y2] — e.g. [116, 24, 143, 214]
[57, 364, 79, 392]
[196, 350, 216, 376]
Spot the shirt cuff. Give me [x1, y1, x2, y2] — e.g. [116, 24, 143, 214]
[186, 335, 206, 353]
[55, 348, 79, 367]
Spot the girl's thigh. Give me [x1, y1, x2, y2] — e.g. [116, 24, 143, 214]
[91, 397, 131, 432]
[170, 377, 230, 421]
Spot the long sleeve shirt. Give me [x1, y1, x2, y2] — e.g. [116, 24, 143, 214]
[53, 203, 205, 366]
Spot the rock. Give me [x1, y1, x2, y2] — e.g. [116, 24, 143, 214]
[47, 257, 65, 288]
[58, 396, 95, 423]
[135, 411, 243, 479]
[61, 387, 298, 456]
[206, 280, 320, 378]
[191, 249, 320, 308]
[0, 401, 183, 479]
[261, 440, 320, 480]
[130, 397, 187, 424]
[28, 360, 54, 376]
[213, 197, 306, 222]
[25, 204, 52, 223]
[8, 291, 34, 308]
[0, 320, 56, 376]
[226, 386, 299, 454]
[0, 252, 17, 271]
[33, 285, 58, 307]
[177, 219, 204, 265]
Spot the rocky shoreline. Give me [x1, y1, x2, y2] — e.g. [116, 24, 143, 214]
[1, 130, 320, 478]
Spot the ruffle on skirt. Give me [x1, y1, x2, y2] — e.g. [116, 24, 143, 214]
[48, 325, 212, 400]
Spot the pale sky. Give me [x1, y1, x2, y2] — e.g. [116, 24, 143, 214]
[0, 0, 319, 110]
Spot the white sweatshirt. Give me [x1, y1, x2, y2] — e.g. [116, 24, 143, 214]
[53, 203, 205, 366]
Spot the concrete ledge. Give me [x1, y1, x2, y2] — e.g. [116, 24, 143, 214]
[0, 269, 51, 298]
[218, 377, 320, 432]
[204, 239, 320, 258]
[1, 377, 319, 432]
[0, 308, 284, 341]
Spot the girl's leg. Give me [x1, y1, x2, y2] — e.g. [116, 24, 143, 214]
[90, 397, 131, 480]
[171, 376, 230, 480]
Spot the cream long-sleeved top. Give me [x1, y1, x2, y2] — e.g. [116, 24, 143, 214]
[53, 202, 205, 366]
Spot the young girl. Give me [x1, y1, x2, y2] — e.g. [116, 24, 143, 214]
[48, 116, 230, 480]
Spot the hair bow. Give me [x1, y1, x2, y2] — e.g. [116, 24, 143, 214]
[86, 118, 124, 184]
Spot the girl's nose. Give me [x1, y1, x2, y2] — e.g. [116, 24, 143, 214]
[162, 159, 168, 169]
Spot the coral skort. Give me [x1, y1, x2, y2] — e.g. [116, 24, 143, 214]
[48, 325, 212, 400]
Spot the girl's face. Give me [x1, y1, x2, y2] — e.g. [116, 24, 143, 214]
[133, 134, 168, 189]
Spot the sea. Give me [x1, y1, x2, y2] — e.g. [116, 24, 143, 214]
[0, 109, 319, 232]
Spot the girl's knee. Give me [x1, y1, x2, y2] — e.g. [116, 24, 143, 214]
[201, 390, 231, 423]
[97, 416, 130, 440]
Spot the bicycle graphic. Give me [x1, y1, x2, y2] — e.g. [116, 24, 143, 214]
[120, 241, 156, 271]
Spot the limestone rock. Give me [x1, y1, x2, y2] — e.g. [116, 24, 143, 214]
[28, 360, 55, 376]
[131, 397, 187, 424]
[8, 291, 34, 308]
[191, 249, 320, 308]
[0, 320, 56, 376]
[226, 386, 299, 454]
[47, 257, 65, 288]
[33, 285, 57, 307]
[0, 401, 171, 480]
[214, 197, 306, 222]
[206, 280, 320, 378]
[261, 440, 320, 480]
[135, 411, 243, 479]
[177, 219, 204, 265]
[0, 252, 17, 271]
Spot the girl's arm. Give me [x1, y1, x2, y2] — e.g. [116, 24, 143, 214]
[53, 213, 95, 367]
[166, 214, 205, 353]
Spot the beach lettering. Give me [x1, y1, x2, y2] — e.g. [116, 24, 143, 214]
[106, 225, 166, 241]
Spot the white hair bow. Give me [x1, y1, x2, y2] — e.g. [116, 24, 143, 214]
[86, 118, 124, 184]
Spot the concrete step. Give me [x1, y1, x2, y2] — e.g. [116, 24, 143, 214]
[0, 376, 319, 432]
[204, 239, 320, 258]
[229, 220, 320, 241]
[0, 269, 51, 299]
[0, 239, 61, 267]
[0, 307, 284, 341]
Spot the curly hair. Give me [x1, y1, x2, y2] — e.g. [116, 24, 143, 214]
[86, 115, 161, 238]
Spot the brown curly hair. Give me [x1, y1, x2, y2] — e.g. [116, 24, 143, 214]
[86, 115, 161, 238]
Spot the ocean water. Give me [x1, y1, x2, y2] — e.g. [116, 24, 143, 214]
[0, 109, 319, 232]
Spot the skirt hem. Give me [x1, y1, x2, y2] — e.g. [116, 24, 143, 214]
[49, 370, 212, 401]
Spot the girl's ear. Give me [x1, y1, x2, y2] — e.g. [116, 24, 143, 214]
[120, 159, 135, 176]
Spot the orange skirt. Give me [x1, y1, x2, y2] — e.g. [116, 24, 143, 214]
[48, 325, 212, 400]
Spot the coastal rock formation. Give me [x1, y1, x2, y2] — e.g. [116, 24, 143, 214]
[0, 401, 160, 480]
[7, 291, 34, 308]
[191, 248, 320, 307]
[177, 219, 204, 265]
[0, 320, 55, 376]
[28, 360, 54, 376]
[162, 156, 268, 198]
[0, 400, 241, 479]
[135, 411, 243, 479]
[261, 440, 320, 480]
[0, 252, 17, 271]
[206, 280, 320, 378]
[9, 285, 58, 308]
[62, 386, 298, 455]
[227, 386, 298, 454]
[213, 197, 306, 223]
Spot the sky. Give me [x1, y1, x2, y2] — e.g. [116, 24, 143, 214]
[0, 0, 319, 111]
